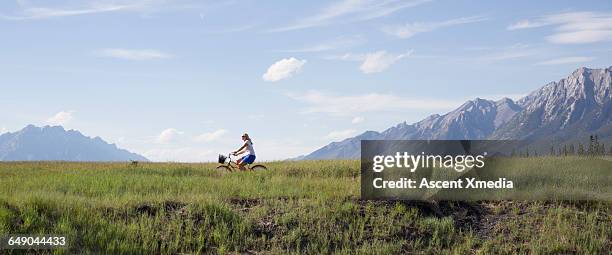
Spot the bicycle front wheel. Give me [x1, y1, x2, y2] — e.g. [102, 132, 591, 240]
[216, 165, 232, 173]
[250, 164, 267, 171]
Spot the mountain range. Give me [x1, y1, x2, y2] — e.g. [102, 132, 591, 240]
[300, 66, 612, 159]
[0, 125, 148, 162]
[2, 67, 609, 162]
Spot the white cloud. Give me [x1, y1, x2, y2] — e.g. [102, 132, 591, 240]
[325, 129, 358, 141]
[359, 50, 412, 73]
[96, 48, 173, 61]
[507, 20, 548, 30]
[351, 116, 365, 124]
[383, 15, 486, 39]
[1, 127, 7, 134]
[536, 56, 595, 66]
[268, 0, 431, 32]
[156, 128, 183, 144]
[329, 50, 413, 73]
[1, 0, 197, 20]
[288, 90, 462, 116]
[46, 111, 74, 126]
[508, 12, 612, 44]
[547, 30, 612, 44]
[262, 57, 306, 82]
[1, 4, 132, 20]
[195, 129, 228, 142]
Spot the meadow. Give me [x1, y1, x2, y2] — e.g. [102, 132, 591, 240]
[0, 158, 610, 254]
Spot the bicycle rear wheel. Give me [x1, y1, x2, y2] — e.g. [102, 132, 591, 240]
[250, 164, 267, 171]
[216, 165, 232, 173]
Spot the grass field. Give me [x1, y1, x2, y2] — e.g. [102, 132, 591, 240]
[0, 158, 610, 254]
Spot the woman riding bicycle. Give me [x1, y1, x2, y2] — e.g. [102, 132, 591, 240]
[232, 133, 256, 170]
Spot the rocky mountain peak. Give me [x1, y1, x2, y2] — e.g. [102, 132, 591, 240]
[493, 66, 612, 139]
[495, 97, 515, 105]
[0, 125, 148, 162]
[301, 66, 612, 160]
[520, 67, 611, 107]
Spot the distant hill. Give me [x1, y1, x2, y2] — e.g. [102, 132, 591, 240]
[299, 66, 612, 159]
[0, 125, 148, 162]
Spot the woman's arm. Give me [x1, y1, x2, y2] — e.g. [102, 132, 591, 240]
[233, 143, 247, 155]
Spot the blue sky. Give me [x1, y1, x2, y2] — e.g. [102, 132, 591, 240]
[1, 0, 611, 161]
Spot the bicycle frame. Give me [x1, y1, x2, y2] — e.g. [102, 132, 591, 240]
[217, 153, 267, 172]
[225, 154, 247, 170]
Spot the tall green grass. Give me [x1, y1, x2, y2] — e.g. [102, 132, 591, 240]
[0, 159, 609, 254]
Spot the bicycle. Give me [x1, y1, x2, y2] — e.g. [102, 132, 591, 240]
[216, 153, 267, 172]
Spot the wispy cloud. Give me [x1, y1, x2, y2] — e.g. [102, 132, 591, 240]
[288, 90, 462, 116]
[1, 0, 202, 20]
[508, 12, 612, 44]
[330, 50, 412, 73]
[383, 15, 487, 39]
[536, 56, 595, 66]
[96, 48, 174, 61]
[507, 20, 549, 30]
[46, 111, 74, 126]
[277, 36, 364, 53]
[195, 129, 228, 142]
[268, 0, 432, 32]
[359, 50, 412, 73]
[1, 2, 137, 20]
[548, 30, 612, 44]
[351, 116, 365, 124]
[325, 129, 357, 141]
[262, 57, 307, 82]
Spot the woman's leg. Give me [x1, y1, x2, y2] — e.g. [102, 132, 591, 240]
[239, 155, 254, 171]
[237, 156, 246, 170]
[238, 161, 247, 170]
